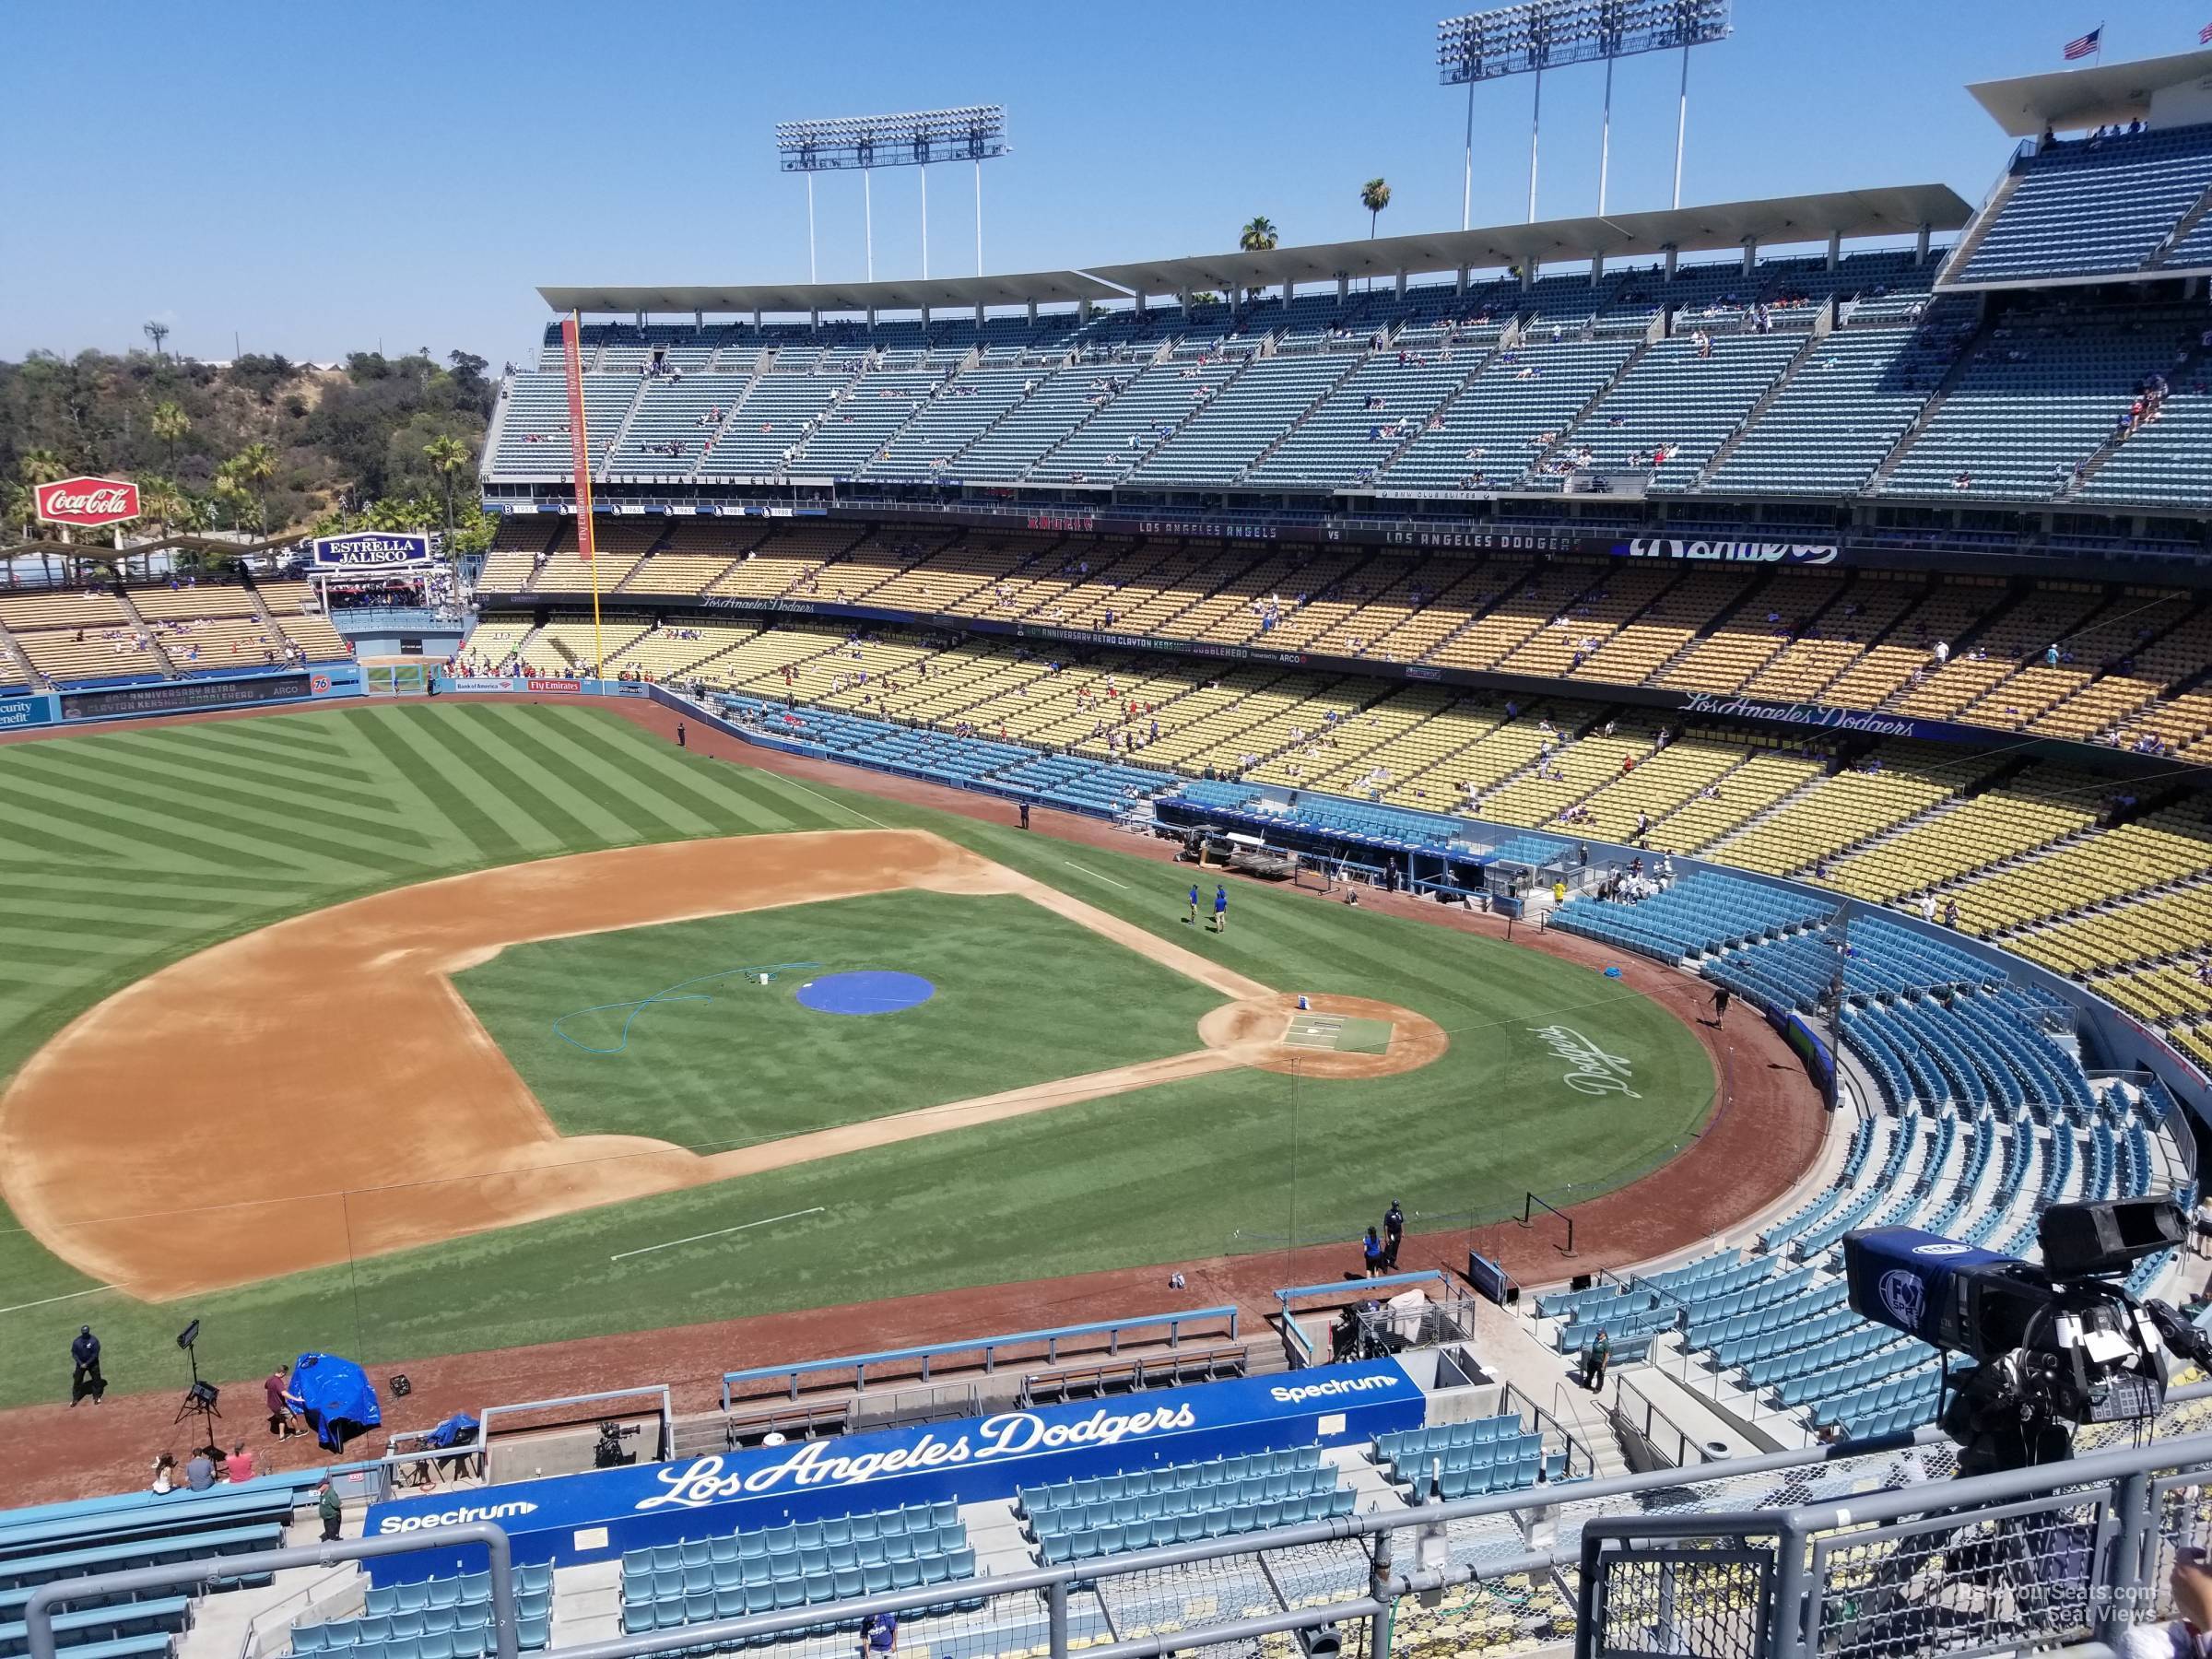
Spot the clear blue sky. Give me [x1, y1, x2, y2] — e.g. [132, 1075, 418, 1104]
[4, 0, 2207, 368]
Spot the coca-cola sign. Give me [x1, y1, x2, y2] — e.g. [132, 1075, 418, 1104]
[35, 477, 140, 527]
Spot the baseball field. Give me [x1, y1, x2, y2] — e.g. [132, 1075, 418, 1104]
[0, 700, 1718, 1412]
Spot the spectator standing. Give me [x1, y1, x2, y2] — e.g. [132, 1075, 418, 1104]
[317, 1478, 343, 1542]
[266, 1366, 297, 1439]
[1362, 1228, 1385, 1277]
[70, 1325, 103, 1406]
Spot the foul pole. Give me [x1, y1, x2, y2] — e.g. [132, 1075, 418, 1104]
[559, 311, 605, 677]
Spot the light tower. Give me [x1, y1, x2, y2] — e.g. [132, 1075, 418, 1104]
[776, 105, 1009, 282]
[1438, 0, 1732, 227]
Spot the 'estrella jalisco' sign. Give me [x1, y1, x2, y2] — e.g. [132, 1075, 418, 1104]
[312, 531, 435, 571]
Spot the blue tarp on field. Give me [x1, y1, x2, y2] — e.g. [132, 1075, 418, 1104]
[288, 1353, 382, 1453]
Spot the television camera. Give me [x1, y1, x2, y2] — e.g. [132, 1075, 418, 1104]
[1844, 1196, 2212, 1475]
[593, 1419, 641, 1469]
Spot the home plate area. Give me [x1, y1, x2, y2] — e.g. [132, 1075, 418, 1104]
[1284, 1009, 1394, 1055]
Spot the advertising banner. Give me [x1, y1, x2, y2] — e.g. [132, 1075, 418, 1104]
[312, 531, 435, 571]
[363, 1360, 1422, 1580]
[61, 674, 312, 722]
[0, 694, 57, 731]
[1610, 536, 1839, 566]
[34, 476, 138, 527]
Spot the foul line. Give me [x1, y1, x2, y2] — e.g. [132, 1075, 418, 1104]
[0, 1284, 119, 1317]
[769, 774, 889, 830]
[609, 1207, 825, 1263]
[1060, 861, 1132, 891]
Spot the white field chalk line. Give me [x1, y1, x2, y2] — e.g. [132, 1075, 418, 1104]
[0, 1284, 119, 1316]
[610, 1207, 825, 1263]
[768, 774, 890, 830]
[1060, 861, 1132, 890]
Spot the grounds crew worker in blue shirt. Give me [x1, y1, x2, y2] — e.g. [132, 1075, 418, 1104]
[1187, 883, 1201, 925]
[1213, 884, 1228, 933]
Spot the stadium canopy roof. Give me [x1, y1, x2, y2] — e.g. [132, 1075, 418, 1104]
[539, 184, 1970, 316]
[1083, 187, 1968, 295]
[1966, 48, 2212, 136]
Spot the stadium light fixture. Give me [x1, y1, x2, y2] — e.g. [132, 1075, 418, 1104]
[775, 106, 1010, 282]
[1438, 0, 1730, 226]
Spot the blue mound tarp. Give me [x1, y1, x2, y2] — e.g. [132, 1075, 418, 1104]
[288, 1353, 382, 1453]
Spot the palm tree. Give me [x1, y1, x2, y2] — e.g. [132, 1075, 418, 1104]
[1238, 216, 1278, 253]
[151, 401, 189, 472]
[229, 441, 276, 534]
[1360, 179, 1391, 240]
[423, 434, 472, 532]
[18, 451, 69, 582]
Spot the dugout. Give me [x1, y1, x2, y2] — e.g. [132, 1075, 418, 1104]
[360, 1360, 1425, 1582]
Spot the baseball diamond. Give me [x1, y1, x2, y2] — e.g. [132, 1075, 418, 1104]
[0, 700, 1721, 1417]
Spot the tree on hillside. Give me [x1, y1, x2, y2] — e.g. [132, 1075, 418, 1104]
[1239, 217, 1279, 253]
[143, 321, 170, 360]
[227, 441, 276, 534]
[423, 434, 472, 533]
[18, 448, 66, 488]
[151, 401, 189, 473]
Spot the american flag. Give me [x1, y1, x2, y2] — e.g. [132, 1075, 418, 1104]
[2200, 19, 2212, 42]
[2064, 25, 2102, 58]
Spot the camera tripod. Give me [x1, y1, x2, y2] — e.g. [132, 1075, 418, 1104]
[176, 1336, 223, 1463]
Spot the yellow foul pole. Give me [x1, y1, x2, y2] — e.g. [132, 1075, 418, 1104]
[559, 310, 606, 678]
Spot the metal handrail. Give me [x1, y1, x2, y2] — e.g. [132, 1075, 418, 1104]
[719, 1308, 1241, 1408]
[26, 1524, 518, 1659]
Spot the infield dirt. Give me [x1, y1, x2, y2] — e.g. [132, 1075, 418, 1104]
[0, 828, 1437, 1300]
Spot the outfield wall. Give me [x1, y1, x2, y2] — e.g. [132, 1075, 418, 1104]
[0, 662, 365, 729]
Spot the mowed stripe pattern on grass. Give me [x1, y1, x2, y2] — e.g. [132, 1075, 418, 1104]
[0, 703, 853, 1324]
[0, 700, 1719, 1415]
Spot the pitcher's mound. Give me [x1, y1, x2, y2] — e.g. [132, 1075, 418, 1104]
[1198, 993, 1447, 1079]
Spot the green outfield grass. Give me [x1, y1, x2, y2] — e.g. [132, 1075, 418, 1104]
[0, 701, 1714, 1411]
[455, 891, 1228, 1148]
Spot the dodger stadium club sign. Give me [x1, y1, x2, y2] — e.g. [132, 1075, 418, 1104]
[312, 531, 435, 571]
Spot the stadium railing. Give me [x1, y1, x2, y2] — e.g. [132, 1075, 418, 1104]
[1275, 1271, 1456, 1366]
[24, 1524, 520, 1659]
[31, 1393, 2212, 1659]
[716, 1309, 1242, 1410]
[1609, 1371, 1723, 1468]
[481, 1385, 675, 1465]
[1576, 1423, 2212, 1659]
